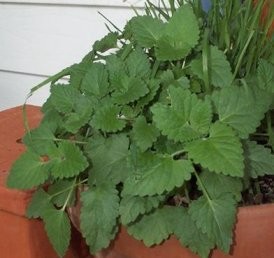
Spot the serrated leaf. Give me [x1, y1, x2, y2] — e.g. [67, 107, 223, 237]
[48, 179, 76, 207]
[86, 134, 130, 184]
[132, 116, 160, 152]
[49, 142, 88, 179]
[81, 63, 110, 98]
[27, 189, 53, 218]
[50, 84, 79, 113]
[173, 208, 214, 258]
[42, 209, 71, 257]
[123, 153, 193, 196]
[127, 206, 175, 246]
[112, 76, 149, 104]
[191, 46, 233, 88]
[80, 184, 119, 254]
[189, 194, 237, 253]
[185, 122, 244, 177]
[257, 59, 274, 93]
[126, 48, 151, 78]
[106, 55, 125, 89]
[130, 16, 164, 48]
[7, 151, 50, 189]
[23, 123, 56, 155]
[91, 104, 126, 132]
[93, 32, 118, 52]
[155, 5, 199, 61]
[151, 86, 212, 142]
[244, 141, 274, 178]
[212, 85, 271, 139]
[200, 170, 243, 201]
[119, 195, 164, 225]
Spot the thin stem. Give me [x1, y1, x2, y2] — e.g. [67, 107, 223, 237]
[54, 138, 88, 145]
[61, 179, 76, 211]
[171, 149, 185, 158]
[202, 28, 211, 93]
[194, 170, 212, 202]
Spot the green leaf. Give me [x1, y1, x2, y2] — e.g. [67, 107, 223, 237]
[130, 16, 164, 48]
[7, 151, 50, 189]
[90, 104, 126, 132]
[119, 195, 164, 225]
[200, 170, 243, 201]
[151, 86, 212, 142]
[189, 193, 237, 253]
[185, 122, 244, 177]
[126, 48, 151, 78]
[23, 123, 56, 155]
[93, 32, 118, 52]
[155, 5, 199, 61]
[132, 116, 160, 152]
[48, 179, 76, 207]
[50, 84, 79, 113]
[212, 85, 271, 139]
[191, 46, 233, 88]
[27, 189, 53, 218]
[49, 142, 88, 179]
[86, 134, 130, 184]
[81, 63, 110, 98]
[173, 208, 214, 258]
[42, 209, 71, 257]
[80, 184, 119, 254]
[257, 59, 274, 93]
[112, 76, 149, 104]
[123, 153, 193, 196]
[127, 206, 175, 246]
[244, 141, 274, 178]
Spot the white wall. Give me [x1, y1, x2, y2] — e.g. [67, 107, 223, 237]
[0, 0, 149, 110]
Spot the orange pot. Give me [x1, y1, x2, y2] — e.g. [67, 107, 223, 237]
[0, 105, 79, 258]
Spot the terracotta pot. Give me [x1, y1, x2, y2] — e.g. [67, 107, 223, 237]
[68, 187, 274, 258]
[0, 105, 79, 258]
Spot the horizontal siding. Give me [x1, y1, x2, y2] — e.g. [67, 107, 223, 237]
[0, 71, 50, 110]
[0, 0, 152, 8]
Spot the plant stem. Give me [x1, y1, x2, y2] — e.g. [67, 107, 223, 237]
[61, 179, 76, 211]
[202, 28, 211, 94]
[194, 170, 212, 202]
[171, 149, 185, 158]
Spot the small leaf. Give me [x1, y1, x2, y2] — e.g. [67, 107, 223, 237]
[81, 63, 110, 98]
[85, 134, 130, 184]
[23, 123, 56, 155]
[7, 151, 50, 190]
[189, 194, 237, 253]
[191, 46, 233, 88]
[130, 16, 164, 48]
[93, 32, 118, 52]
[200, 170, 243, 201]
[244, 141, 274, 178]
[27, 189, 53, 218]
[48, 179, 76, 207]
[42, 209, 71, 257]
[112, 76, 149, 104]
[185, 122, 244, 177]
[212, 85, 271, 138]
[132, 116, 160, 152]
[119, 195, 164, 225]
[49, 142, 88, 179]
[80, 184, 119, 254]
[123, 153, 193, 196]
[151, 86, 212, 142]
[257, 59, 274, 93]
[173, 207, 214, 258]
[127, 206, 175, 246]
[91, 104, 126, 132]
[155, 5, 199, 61]
[126, 48, 151, 78]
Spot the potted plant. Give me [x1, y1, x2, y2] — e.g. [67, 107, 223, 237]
[6, 0, 274, 257]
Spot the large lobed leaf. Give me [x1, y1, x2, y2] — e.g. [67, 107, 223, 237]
[212, 85, 271, 139]
[189, 193, 237, 253]
[151, 86, 212, 143]
[80, 184, 119, 254]
[123, 152, 193, 196]
[185, 122, 244, 177]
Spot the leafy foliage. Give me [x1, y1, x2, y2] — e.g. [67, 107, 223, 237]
[7, 1, 274, 258]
